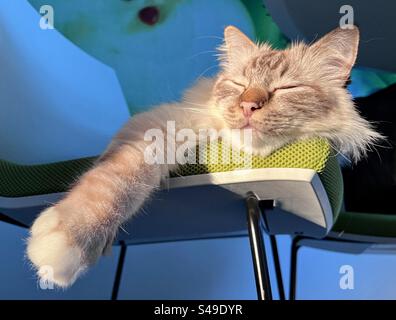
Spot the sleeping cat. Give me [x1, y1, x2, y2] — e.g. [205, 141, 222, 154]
[26, 26, 381, 287]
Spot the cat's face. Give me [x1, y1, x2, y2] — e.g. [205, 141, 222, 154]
[213, 26, 375, 157]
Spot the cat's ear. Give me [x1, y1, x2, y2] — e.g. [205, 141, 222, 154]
[222, 26, 257, 65]
[224, 26, 256, 51]
[310, 26, 359, 84]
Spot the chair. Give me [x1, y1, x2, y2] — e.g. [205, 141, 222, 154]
[0, 138, 343, 299]
[264, 0, 396, 299]
[289, 211, 396, 299]
[0, 0, 344, 299]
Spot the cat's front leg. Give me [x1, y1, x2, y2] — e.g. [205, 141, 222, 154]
[27, 144, 162, 287]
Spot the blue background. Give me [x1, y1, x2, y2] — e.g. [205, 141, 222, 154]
[2, 221, 396, 299]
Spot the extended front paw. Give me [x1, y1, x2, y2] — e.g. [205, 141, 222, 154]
[27, 207, 88, 288]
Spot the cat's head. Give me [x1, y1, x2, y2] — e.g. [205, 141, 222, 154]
[213, 26, 382, 161]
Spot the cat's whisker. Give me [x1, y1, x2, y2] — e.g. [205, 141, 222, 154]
[194, 35, 224, 41]
[182, 102, 208, 109]
[372, 146, 383, 163]
[182, 107, 211, 115]
[138, 206, 150, 217]
[329, 144, 352, 164]
[197, 64, 219, 79]
[367, 120, 393, 125]
[182, 102, 218, 116]
[43, 200, 57, 207]
[119, 225, 129, 235]
[187, 50, 218, 60]
[368, 140, 392, 149]
[182, 99, 209, 106]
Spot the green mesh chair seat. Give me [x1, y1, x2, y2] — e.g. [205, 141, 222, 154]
[173, 138, 343, 222]
[332, 211, 396, 239]
[9, 138, 394, 239]
[0, 157, 96, 198]
[0, 138, 344, 226]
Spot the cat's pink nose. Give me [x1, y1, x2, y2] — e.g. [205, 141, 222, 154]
[240, 101, 262, 118]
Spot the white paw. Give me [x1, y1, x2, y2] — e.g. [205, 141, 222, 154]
[27, 207, 87, 288]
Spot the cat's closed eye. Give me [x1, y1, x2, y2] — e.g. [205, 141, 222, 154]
[272, 85, 301, 92]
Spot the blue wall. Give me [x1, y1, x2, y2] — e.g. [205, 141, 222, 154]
[2, 221, 396, 299]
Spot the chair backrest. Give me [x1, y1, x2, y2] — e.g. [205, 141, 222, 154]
[264, 0, 396, 72]
[0, 2, 130, 165]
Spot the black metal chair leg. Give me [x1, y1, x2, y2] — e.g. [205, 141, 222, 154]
[269, 234, 286, 300]
[289, 236, 301, 300]
[246, 193, 272, 300]
[111, 241, 127, 300]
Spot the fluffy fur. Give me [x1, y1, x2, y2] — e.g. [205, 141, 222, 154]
[27, 26, 381, 287]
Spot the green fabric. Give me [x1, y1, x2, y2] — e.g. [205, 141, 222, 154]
[241, 0, 289, 49]
[0, 138, 343, 222]
[350, 68, 396, 98]
[333, 211, 396, 238]
[173, 138, 343, 220]
[0, 157, 95, 198]
[317, 153, 344, 223]
[174, 138, 331, 175]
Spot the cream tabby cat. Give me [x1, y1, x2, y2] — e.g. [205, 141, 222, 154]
[27, 26, 381, 287]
